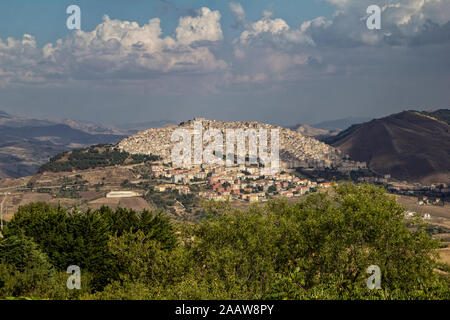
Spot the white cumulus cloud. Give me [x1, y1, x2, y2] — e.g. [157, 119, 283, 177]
[176, 7, 223, 45]
[309, 0, 450, 46]
[229, 2, 247, 29]
[0, 7, 226, 86]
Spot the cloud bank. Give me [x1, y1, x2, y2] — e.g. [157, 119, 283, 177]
[0, 7, 226, 86]
[0, 0, 449, 90]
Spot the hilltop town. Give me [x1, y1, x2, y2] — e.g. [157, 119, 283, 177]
[0, 119, 447, 227]
[118, 118, 367, 171]
[115, 118, 369, 204]
[0, 119, 366, 223]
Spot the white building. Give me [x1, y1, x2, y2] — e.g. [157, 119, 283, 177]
[106, 191, 140, 198]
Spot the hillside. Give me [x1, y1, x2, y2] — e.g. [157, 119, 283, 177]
[0, 111, 127, 178]
[118, 118, 355, 169]
[115, 120, 177, 133]
[38, 144, 161, 173]
[327, 110, 450, 184]
[313, 117, 371, 131]
[289, 123, 339, 138]
[419, 109, 450, 125]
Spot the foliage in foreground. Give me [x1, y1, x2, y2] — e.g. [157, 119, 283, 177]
[0, 183, 448, 300]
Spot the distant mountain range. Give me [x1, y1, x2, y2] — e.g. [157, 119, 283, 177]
[325, 110, 450, 184]
[289, 117, 371, 139]
[313, 117, 372, 131]
[1, 109, 449, 184]
[0, 110, 12, 119]
[0, 111, 127, 178]
[289, 123, 340, 138]
[115, 120, 177, 133]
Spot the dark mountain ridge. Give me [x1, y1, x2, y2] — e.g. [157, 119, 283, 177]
[313, 117, 371, 131]
[327, 110, 450, 184]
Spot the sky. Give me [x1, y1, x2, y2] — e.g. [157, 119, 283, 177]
[0, 0, 449, 127]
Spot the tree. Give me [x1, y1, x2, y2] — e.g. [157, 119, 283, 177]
[0, 234, 53, 273]
[5, 203, 113, 290]
[2, 183, 449, 300]
[172, 184, 449, 299]
[4, 203, 178, 293]
[85, 230, 184, 300]
[0, 234, 54, 298]
[222, 182, 231, 189]
[264, 183, 449, 299]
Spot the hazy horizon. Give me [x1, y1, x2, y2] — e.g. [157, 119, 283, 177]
[3, 106, 446, 129]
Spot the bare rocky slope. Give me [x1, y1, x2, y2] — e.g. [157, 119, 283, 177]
[326, 110, 450, 184]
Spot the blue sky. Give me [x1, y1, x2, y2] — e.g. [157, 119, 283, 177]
[0, 0, 334, 45]
[0, 0, 449, 126]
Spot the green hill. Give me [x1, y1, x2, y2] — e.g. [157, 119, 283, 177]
[38, 144, 160, 173]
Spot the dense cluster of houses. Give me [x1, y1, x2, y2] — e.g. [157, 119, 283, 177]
[118, 119, 366, 172]
[148, 162, 333, 203]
